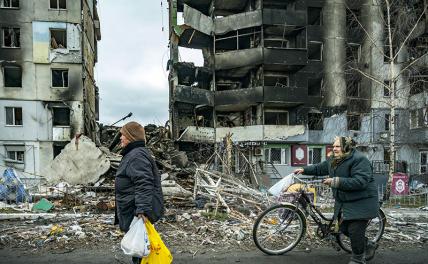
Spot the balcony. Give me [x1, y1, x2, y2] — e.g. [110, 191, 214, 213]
[174, 85, 214, 106]
[264, 86, 306, 106]
[215, 87, 262, 111]
[263, 9, 306, 27]
[215, 47, 307, 71]
[216, 125, 306, 142]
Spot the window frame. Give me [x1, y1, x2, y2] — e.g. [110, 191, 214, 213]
[347, 114, 361, 131]
[265, 147, 290, 165]
[420, 151, 428, 174]
[346, 43, 361, 63]
[52, 106, 71, 127]
[5, 106, 23, 126]
[49, 0, 67, 10]
[2, 27, 20, 48]
[308, 147, 323, 165]
[50, 28, 67, 49]
[51, 68, 69, 88]
[264, 110, 289, 125]
[3, 65, 22, 87]
[1, 0, 19, 9]
[6, 150, 24, 163]
[308, 78, 323, 97]
[307, 7, 323, 26]
[308, 41, 323, 61]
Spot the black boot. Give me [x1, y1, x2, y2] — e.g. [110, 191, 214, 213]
[348, 253, 366, 264]
[132, 256, 142, 264]
[365, 241, 379, 261]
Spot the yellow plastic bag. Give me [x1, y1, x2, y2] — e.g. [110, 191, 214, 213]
[141, 221, 173, 264]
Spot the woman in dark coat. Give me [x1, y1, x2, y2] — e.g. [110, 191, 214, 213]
[294, 136, 379, 264]
[115, 121, 164, 264]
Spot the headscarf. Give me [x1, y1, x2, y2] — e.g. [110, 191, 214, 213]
[331, 136, 356, 168]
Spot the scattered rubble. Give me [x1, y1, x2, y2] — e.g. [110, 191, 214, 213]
[0, 125, 427, 254]
[42, 135, 110, 185]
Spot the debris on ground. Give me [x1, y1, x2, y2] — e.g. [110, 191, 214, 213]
[42, 135, 110, 185]
[0, 125, 427, 254]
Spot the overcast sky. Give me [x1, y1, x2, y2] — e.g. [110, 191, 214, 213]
[96, 1, 202, 127]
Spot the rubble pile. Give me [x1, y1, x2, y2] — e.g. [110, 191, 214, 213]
[1, 125, 427, 254]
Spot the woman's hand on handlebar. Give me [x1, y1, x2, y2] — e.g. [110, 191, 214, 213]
[293, 168, 304, 175]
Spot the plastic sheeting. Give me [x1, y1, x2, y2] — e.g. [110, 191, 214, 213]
[0, 168, 31, 203]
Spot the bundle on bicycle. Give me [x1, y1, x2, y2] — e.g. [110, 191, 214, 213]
[253, 136, 385, 264]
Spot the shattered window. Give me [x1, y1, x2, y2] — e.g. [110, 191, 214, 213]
[52, 107, 70, 126]
[5, 107, 22, 126]
[265, 74, 289, 87]
[409, 73, 428, 95]
[3, 66, 22, 87]
[346, 43, 361, 62]
[50, 0, 66, 9]
[265, 110, 288, 125]
[308, 78, 322, 96]
[2, 27, 20, 47]
[1, 0, 19, 8]
[50, 29, 67, 49]
[347, 114, 361, 131]
[51, 69, 69, 87]
[308, 113, 323, 130]
[53, 143, 66, 158]
[384, 44, 397, 62]
[346, 79, 360, 97]
[384, 114, 398, 131]
[308, 41, 322, 61]
[383, 80, 397, 97]
[346, 9, 360, 29]
[308, 7, 322, 25]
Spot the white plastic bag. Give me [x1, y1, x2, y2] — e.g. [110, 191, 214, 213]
[268, 173, 295, 197]
[120, 217, 151, 257]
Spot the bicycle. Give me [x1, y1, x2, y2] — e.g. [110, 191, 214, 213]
[253, 175, 386, 255]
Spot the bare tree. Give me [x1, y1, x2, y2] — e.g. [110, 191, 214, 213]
[346, 0, 427, 196]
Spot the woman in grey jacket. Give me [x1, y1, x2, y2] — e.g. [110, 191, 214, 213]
[294, 136, 379, 264]
[115, 121, 164, 264]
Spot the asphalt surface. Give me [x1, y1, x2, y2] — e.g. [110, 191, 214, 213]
[0, 247, 427, 264]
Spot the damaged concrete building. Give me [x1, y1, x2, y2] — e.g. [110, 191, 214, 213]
[0, 0, 101, 178]
[168, 0, 428, 185]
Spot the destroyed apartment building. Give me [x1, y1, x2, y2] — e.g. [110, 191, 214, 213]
[0, 0, 101, 180]
[168, 0, 428, 186]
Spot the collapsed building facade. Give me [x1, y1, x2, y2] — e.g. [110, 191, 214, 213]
[168, 0, 428, 186]
[0, 0, 101, 178]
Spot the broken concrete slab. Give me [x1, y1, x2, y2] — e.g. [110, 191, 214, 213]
[42, 136, 110, 185]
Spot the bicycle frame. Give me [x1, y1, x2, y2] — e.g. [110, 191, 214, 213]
[289, 189, 337, 238]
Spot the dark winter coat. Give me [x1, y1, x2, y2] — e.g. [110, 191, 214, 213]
[303, 149, 379, 220]
[115, 141, 164, 232]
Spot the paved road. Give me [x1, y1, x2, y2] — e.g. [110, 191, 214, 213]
[0, 247, 427, 264]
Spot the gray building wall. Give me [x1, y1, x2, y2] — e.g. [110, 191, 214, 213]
[0, 0, 100, 178]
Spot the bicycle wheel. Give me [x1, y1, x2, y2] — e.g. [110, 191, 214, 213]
[253, 203, 307, 255]
[337, 208, 386, 253]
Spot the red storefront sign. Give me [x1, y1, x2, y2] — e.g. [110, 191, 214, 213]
[391, 172, 409, 195]
[291, 145, 307, 166]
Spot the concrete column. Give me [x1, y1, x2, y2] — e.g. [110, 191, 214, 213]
[323, 0, 347, 107]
